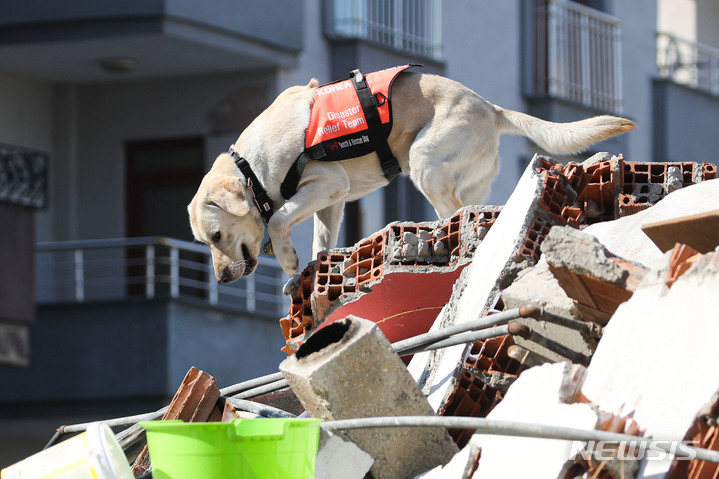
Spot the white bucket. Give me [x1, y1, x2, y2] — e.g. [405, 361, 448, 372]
[1, 422, 134, 479]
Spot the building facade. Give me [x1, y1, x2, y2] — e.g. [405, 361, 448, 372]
[1, 0, 718, 466]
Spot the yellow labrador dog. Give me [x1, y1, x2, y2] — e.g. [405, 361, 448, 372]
[188, 69, 634, 291]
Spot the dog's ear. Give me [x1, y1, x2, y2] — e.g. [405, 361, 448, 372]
[206, 175, 251, 217]
[307, 78, 319, 88]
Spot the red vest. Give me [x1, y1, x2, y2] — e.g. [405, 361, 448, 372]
[304, 64, 414, 162]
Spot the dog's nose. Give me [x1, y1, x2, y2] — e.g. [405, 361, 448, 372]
[218, 268, 233, 284]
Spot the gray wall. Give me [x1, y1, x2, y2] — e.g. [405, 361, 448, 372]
[653, 79, 719, 164]
[1, 0, 302, 52]
[0, 300, 286, 404]
[47, 71, 274, 242]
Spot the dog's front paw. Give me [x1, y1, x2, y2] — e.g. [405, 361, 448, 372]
[275, 244, 299, 276]
[282, 273, 302, 296]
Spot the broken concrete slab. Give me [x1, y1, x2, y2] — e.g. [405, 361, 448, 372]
[415, 441, 480, 479]
[279, 316, 458, 479]
[580, 247, 719, 478]
[584, 178, 719, 269]
[541, 225, 648, 325]
[314, 430, 374, 479]
[469, 362, 599, 478]
[408, 155, 589, 416]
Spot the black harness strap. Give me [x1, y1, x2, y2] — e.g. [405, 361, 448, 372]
[280, 148, 321, 200]
[229, 149, 275, 224]
[350, 69, 401, 182]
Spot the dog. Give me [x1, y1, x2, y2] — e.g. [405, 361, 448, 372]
[188, 67, 635, 293]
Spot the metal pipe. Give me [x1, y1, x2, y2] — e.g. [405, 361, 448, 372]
[45, 406, 167, 451]
[232, 379, 291, 400]
[321, 416, 719, 464]
[397, 324, 510, 356]
[391, 307, 524, 354]
[220, 371, 285, 396]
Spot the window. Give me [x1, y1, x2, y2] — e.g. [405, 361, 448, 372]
[529, 0, 623, 114]
[326, 0, 443, 60]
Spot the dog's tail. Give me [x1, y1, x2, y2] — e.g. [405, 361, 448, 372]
[496, 107, 636, 155]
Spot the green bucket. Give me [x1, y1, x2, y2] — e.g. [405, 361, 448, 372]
[140, 418, 322, 479]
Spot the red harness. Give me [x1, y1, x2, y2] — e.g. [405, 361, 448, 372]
[280, 64, 417, 200]
[305, 64, 414, 162]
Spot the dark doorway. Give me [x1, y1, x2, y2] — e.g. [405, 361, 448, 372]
[125, 137, 204, 240]
[125, 137, 205, 297]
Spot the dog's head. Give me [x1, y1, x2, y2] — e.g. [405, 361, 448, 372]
[188, 163, 265, 283]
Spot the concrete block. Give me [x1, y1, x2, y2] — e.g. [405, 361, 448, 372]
[279, 316, 458, 479]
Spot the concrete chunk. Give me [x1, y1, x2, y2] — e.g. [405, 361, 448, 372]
[501, 260, 595, 363]
[542, 225, 647, 325]
[279, 316, 458, 479]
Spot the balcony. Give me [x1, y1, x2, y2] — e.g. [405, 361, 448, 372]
[0, 0, 302, 83]
[36, 236, 287, 318]
[325, 0, 443, 61]
[652, 34, 719, 164]
[657, 32, 719, 97]
[528, 0, 624, 115]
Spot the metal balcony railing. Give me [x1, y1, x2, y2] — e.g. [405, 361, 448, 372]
[532, 0, 623, 114]
[35, 237, 288, 317]
[657, 32, 719, 96]
[325, 0, 443, 61]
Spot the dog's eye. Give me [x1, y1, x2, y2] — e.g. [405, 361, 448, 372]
[211, 231, 221, 243]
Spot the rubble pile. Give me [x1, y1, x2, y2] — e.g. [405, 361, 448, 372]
[16, 153, 719, 479]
